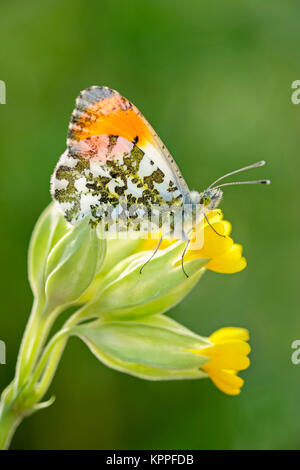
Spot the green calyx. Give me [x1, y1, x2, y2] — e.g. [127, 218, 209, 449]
[28, 203, 106, 314]
[0, 203, 213, 449]
[72, 314, 210, 381]
[78, 240, 207, 320]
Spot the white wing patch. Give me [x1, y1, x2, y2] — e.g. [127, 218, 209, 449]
[51, 135, 185, 226]
[74, 177, 88, 192]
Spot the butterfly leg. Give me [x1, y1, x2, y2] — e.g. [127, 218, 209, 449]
[204, 212, 225, 237]
[139, 233, 164, 274]
[180, 232, 191, 278]
[139, 230, 192, 278]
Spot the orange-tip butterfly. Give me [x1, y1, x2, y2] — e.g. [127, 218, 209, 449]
[51, 86, 270, 275]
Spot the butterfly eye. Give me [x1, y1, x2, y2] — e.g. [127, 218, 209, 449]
[200, 195, 211, 206]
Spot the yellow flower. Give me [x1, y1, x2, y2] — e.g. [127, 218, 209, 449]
[188, 327, 251, 395]
[141, 210, 247, 274]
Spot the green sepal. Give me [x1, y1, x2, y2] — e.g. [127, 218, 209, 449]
[78, 237, 140, 304]
[44, 217, 104, 311]
[72, 314, 210, 380]
[81, 241, 207, 320]
[28, 203, 69, 298]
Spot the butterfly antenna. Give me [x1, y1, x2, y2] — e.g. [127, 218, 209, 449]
[208, 161, 266, 189]
[213, 179, 271, 189]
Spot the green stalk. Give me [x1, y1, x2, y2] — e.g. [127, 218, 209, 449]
[34, 309, 96, 400]
[0, 300, 62, 449]
[0, 306, 92, 449]
[0, 403, 22, 450]
[14, 298, 60, 392]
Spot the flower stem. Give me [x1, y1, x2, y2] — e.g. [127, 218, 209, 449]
[14, 299, 59, 392]
[33, 309, 95, 399]
[0, 299, 62, 449]
[0, 304, 94, 449]
[0, 403, 22, 450]
[26, 328, 70, 399]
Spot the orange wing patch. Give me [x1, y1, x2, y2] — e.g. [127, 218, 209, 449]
[68, 87, 154, 149]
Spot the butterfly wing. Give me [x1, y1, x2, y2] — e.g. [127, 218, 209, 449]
[67, 86, 189, 195]
[51, 86, 190, 225]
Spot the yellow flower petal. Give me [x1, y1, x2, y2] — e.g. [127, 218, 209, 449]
[221, 220, 232, 237]
[205, 210, 223, 222]
[206, 244, 247, 273]
[209, 327, 249, 343]
[202, 366, 244, 395]
[189, 223, 233, 257]
[188, 325, 250, 395]
[142, 236, 174, 252]
[192, 340, 251, 371]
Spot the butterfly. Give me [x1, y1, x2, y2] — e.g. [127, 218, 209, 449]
[51, 86, 269, 276]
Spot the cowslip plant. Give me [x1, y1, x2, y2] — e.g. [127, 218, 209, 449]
[0, 203, 250, 449]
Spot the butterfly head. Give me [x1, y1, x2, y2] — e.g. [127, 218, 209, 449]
[199, 188, 223, 210]
[189, 188, 222, 211]
[189, 188, 223, 210]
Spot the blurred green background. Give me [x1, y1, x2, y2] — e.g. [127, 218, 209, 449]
[0, 0, 299, 450]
